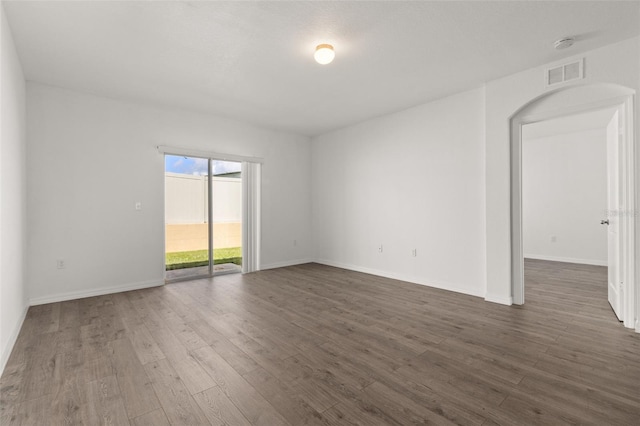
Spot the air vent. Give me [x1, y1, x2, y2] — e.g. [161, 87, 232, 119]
[545, 58, 584, 87]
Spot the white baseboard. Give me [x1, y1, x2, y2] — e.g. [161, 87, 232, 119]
[260, 258, 313, 271]
[1, 303, 29, 375]
[524, 254, 607, 266]
[484, 293, 513, 306]
[314, 258, 484, 298]
[29, 279, 164, 306]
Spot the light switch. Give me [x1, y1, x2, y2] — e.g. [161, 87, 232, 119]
[135, 202, 142, 210]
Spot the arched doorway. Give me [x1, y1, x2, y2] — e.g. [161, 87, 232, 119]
[509, 83, 637, 329]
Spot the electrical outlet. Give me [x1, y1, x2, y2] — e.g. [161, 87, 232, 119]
[135, 202, 142, 210]
[378, 245, 383, 253]
[57, 259, 65, 269]
[412, 249, 417, 257]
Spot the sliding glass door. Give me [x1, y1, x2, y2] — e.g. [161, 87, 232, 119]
[210, 160, 243, 275]
[164, 155, 243, 282]
[165, 155, 212, 281]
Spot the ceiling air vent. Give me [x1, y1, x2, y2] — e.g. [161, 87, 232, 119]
[545, 58, 584, 87]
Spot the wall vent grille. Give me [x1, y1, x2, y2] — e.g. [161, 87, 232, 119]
[545, 58, 584, 87]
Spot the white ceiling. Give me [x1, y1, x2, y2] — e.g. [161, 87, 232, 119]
[4, 1, 639, 136]
[523, 107, 618, 141]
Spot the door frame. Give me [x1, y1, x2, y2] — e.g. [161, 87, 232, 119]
[510, 93, 637, 329]
[163, 153, 214, 283]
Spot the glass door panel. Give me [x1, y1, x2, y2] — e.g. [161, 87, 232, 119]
[164, 155, 211, 281]
[211, 160, 243, 275]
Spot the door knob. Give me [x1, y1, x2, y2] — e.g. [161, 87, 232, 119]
[601, 219, 610, 225]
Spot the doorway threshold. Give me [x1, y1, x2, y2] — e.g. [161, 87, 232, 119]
[165, 263, 242, 283]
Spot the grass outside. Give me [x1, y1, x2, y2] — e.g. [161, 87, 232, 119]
[166, 247, 242, 270]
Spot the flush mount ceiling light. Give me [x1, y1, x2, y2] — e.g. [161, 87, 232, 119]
[554, 37, 575, 50]
[314, 44, 335, 65]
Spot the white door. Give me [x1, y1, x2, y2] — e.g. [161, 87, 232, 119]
[605, 111, 622, 321]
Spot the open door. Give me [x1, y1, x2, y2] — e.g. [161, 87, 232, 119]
[605, 111, 623, 321]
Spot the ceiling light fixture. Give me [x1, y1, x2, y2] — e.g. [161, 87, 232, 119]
[314, 44, 335, 65]
[554, 37, 575, 50]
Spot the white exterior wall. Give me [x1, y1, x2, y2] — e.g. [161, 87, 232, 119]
[211, 177, 241, 223]
[165, 174, 241, 224]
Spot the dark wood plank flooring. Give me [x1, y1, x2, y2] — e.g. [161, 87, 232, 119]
[1, 260, 639, 425]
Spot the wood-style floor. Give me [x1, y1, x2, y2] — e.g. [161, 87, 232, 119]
[1, 260, 639, 425]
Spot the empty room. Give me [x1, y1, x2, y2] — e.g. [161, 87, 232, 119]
[1, 1, 639, 425]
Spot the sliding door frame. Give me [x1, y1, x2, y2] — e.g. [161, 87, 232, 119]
[160, 146, 262, 281]
[206, 158, 214, 277]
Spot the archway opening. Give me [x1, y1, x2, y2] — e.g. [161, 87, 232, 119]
[509, 83, 637, 329]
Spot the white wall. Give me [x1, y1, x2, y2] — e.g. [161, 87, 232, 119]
[26, 83, 312, 304]
[0, 6, 28, 372]
[485, 36, 639, 304]
[311, 36, 639, 305]
[523, 128, 607, 265]
[312, 88, 486, 297]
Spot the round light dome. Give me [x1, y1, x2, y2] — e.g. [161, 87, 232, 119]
[314, 44, 335, 65]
